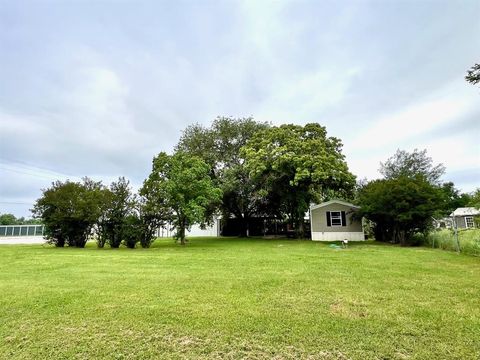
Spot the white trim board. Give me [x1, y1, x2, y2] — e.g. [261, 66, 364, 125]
[312, 232, 365, 241]
[310, 200, 359, 211]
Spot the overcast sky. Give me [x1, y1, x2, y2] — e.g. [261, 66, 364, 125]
[1, 0, 479, 217]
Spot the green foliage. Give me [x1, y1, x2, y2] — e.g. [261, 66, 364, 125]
[176, 116, 269, 236]
[357, 175, 444, 245]
[0, 213, 18, 225]
[465, 63, 480, 85]
[121, 214, 142, 249]
[97, 177, 136, 249]
[437, 182, 472, 217]
[32, 178, 108, 247]
[141, 151, 222, 244]
[135, 196, 165, 248]
[467, 188, 480, 209]
[379, 148, 445, 184]
[0, 213, 42, 225]
[242, 123, 356, 237]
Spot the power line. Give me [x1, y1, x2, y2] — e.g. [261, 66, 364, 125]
[0, 201, 32, 205]
[0, 157, 81, 180]
[0, 166, 60, 181]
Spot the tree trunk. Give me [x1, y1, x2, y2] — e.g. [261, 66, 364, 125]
[179, 218, 186, 245]
[297, 219, 305, 239]
[239, 215, 249, 237]
[399, 230, 406, 246]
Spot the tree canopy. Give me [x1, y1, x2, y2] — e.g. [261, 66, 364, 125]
[242, 123, 356, 237]
[176, 116, 269, 235]
[357, 175, 444, 245]
[141, 151, 222, 244]
[32, 178, 108, 247]
[379, 148, 445, 184]
[97, 177, 136, 248]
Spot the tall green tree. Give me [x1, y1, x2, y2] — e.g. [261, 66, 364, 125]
[141, 152, 222, 245]
[136, 184, 170, 248]
[32, 178, 108, 247]
[176, 116, 269, 236]
[242, 123, 356, 237]
[379, 148, 445, 185]
[437, 182, 472, 216]
[357, 175, 444, 245]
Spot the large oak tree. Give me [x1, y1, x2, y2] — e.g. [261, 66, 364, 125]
[176, 116, 269, 236]
[241, 123, 356, 237]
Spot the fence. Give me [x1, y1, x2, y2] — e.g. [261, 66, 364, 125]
[0, 225, 45, 237]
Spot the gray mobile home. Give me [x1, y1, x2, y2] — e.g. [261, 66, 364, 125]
[310, 200, 364, 241]
[450, 207, 479, 229]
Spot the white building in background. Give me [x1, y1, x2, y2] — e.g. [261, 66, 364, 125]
[156, 217, 221, 238]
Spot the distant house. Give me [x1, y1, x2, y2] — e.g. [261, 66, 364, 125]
[432, 217, 453, 229]
[156, 218, 221, 238]
[450, 207, 480, 229]
[310, 200, 364, 241]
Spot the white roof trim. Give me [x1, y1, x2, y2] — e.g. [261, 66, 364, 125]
[310, 200, 360, 210]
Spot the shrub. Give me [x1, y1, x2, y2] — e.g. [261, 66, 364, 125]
[357, 175, 444, 246]
[32, 178, 108, 247]
[97, 177, 136, 249]
[122, 215, 141, 249]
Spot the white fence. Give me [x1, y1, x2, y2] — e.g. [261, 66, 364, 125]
[0, 225, 44, 237]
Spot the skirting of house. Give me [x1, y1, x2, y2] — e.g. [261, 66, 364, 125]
[311, 232, 365, 241]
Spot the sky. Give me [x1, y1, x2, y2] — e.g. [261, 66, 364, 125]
[0, 0, 479, 217]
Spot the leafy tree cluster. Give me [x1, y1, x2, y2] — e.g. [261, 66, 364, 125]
[357, 148, 475, 245]
[141, 152, 222, 245]
[176, 116, 270, 236]
[33, 177, 160, 248]
[33, 178, 107, 247]
[357, 175, 444, 245]
[242, 123, 356, 237]
[175, 117, 356, 238]
[0, 213, 42, 225]
[32, 117, 474, 248]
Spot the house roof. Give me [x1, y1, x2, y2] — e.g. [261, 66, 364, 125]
[450, 207, 480, 217]
[310, 200, 360, 211]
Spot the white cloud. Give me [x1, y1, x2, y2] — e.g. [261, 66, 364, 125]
[344, 80, 479, 189]
[350, 92, 475, 151]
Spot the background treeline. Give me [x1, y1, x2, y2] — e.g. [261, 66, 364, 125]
[0, 213, 42, 225]
[30, 117, 479, 248]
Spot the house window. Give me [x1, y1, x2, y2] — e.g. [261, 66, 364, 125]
[330, 211, 342, 226]
[326, 211, 346, 227]
[465, 216, 475, 228]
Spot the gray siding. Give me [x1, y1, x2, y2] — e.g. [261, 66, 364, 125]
[454, 216, 475, 229]
[311, 203, 362, 233]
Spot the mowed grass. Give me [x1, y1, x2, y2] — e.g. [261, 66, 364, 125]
[0, 238, 479, 359]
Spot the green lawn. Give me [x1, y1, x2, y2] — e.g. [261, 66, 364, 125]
[0, 238, 479, 359]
